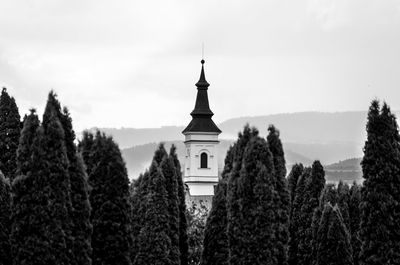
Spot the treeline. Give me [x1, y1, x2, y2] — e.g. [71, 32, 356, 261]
[1, 87, 400, 265]
[200, 99, 400, 265]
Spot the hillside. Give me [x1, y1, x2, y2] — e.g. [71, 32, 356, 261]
[324, 158, 363, 185]
[121, 140, 312, 178]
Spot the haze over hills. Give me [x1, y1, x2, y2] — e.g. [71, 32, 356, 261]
[84, 111, 399, 180]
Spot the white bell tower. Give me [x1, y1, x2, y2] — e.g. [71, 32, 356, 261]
[182, 60, 221, 197]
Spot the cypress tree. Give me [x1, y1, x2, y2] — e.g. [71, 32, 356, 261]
[14, 125, 67, 264]
[267, 125, 290, 265]
[201, 146, 233, 265]
[42, 93, 74, 265]
[348, 183, 361, 265]
[130, 171, 150, 264]
[170, 144, 189, 265]
[288, 163, 304, 209]
[60, 107, 92, 265]
[84, 132, 132, 265]
[0, 87, 21, 181]
[0, 171, 11, 265]
[134, 161, 171, 265]
[10, 110, 40, 265]
[79, 131, 95, 175]
[314, 203, 353, 265]
[227, 125, 258, 264]
[15, 110, 40, 176]
[359, 100, 400, 265]
[161, 145, 180, 265]
[227, 126, 277, 265]
[337, 181, 350, 229]
[310, 184, 338, 264]
[288, 167, 311, 265]
[296, 161, 325, 265]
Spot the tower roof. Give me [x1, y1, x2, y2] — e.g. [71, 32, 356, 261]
[182, 60, 221, 134]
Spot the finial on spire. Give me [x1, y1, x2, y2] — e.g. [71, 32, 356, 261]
[202, 42, 205, 61]
[201, 59, 205, 64]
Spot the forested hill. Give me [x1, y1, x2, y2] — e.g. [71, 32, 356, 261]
[86, 111, 375, 149]
[121, 140, 312, 179]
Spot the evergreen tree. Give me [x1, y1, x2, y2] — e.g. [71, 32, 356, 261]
[314, 203, 353, 265]
[170, 145, 189, 265]
[337, 181, 351, 229]
[130, 171, 150, 264]
[0, 171, 11, 265]
[79, 131, 95, 175]
[161, 145, 180, 265]
[10, 110, 40, 265]
[267, 125, 290, 265]
[201, 146, 233, 265]
[0, 87, 21, 180]
[41, 93, 74, 265]
[288, 167, 311, 265]
[84, 132, 132, 265]
[15, 109, 39, 176]
[348, 183, 361, 265]
[60, 107, 92, 265]
[13, 125, 68, 264]
[227, 125, 258, 264]
[310, 184, 338, 264]
[134, 162, 171, 265]
[287, 163, 304, 209]
[359, 100, 400, 265]
[296, 161, 325, 265]
[227, 125, 277, 265]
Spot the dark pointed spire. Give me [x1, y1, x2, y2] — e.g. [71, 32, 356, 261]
[196, 60, 210, 89]
[182, 60, 221, 134]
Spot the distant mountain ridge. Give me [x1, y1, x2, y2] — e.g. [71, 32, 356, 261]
[83, 111, 399, 180]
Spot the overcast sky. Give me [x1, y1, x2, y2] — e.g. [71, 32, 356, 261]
[1, 0, 400, 131]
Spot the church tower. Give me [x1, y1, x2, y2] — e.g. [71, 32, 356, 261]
[182, 60, 221, 203]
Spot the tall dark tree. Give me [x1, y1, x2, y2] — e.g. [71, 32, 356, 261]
[201, 146, 233, 265]
[296, 161, 325, 265]
[336, 181, 351, 230]
[10, 110, 40, 265]
[60, 107, 92, 265]
[13, 124, 69, 265]
[310, 184, 338, 264]
[15, 109, 40, 177]
[134, 162, 171, 265]
[0, 171, 11, 265]
[161, 145, 180, 265]
[227, 125, 277, 265]
[83, 132, 132, 265]
[359, 100, 400, 265]
[288, 167, 311, 265]
[314, 203, 353, 265]
[227, 125, 258, 264]
[130, 171, 150, 264]
[267, 125, 290, 265]
[348, 183, 361, 265]
[287, 163, 304, 209]
[0, 87, 21, 180]
[41, 93, 74, 265]
[170, 145, 189, 265]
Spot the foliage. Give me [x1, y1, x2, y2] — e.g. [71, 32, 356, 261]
[359, 100, 400, 265]
[186, 201, 209, 265]
[0, 172, 11, 265]
[82, 132, 132, 265]
[314, 203, 353, 265]
[170, 145, 189, 265]
[267, 125, 290, 265]
[0, 88, 21, 181]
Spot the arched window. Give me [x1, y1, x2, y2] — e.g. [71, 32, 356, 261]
[200, 152, 208, 168]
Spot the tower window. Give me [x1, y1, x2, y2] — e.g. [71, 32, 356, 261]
[200, 152, 208, 168]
